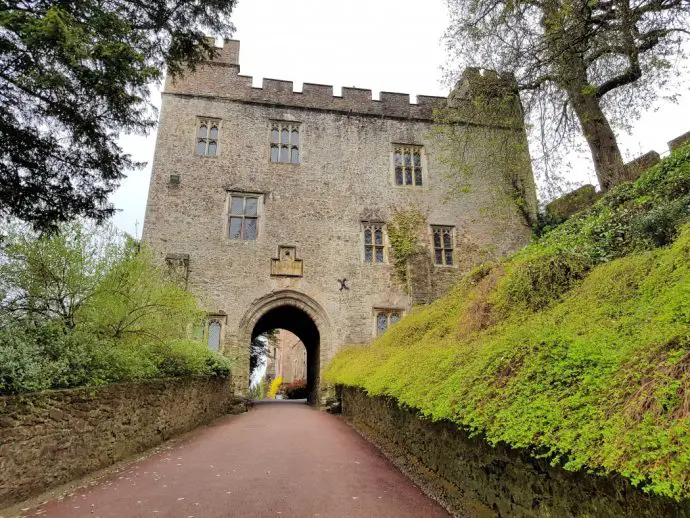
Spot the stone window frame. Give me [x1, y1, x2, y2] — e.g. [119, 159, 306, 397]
[361, 221, 388, 264]
[431, 225, 456, 267]
[224, 191, 264, 243]
[390, 144, 428, 188]
[373, 308, 403, 336]
[204, 314, 227, 352]
[195, 117, 221, 157]
[269, 120, 301, 165]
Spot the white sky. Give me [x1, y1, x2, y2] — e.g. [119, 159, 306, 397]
[111, 0, 690, 236]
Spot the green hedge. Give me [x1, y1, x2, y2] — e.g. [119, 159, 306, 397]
[326, 143, 690, 499]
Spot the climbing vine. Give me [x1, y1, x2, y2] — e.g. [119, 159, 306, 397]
[387, 209, 427, 291]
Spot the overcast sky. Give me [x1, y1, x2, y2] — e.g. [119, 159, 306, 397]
[111, 0, 690, 236]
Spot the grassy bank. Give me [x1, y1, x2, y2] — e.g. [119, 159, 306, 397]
[326, 144, 690, 499]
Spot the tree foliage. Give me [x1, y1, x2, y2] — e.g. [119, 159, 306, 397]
[0, 0, 236, 231]
[0, 221, 230, 394]
[444, 0, 690, 192]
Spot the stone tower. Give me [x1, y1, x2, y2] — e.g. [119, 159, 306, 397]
[142, 40, 537, 404]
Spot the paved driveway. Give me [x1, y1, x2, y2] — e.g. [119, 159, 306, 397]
[23, 401, 449, 517]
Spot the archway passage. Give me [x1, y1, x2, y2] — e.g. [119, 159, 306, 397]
[250, 304, 320, 404]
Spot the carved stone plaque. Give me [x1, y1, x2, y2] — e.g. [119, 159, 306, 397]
[270, 246, 303, 277]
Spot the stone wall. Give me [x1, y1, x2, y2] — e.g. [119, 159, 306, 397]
[341, 387, 690, 518]
[0, 378, 246, 509]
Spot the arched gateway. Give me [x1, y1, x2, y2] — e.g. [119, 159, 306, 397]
[238, 291, 331, 404]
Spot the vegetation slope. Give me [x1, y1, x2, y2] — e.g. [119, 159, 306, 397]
[325, 143, 690, 499]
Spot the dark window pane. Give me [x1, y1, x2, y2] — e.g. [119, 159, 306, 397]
[433, 231, 441, 248]
[245, 218, 257, 240]
[395, 167, 403, 185]
[404, 152, 411, 166]
[291, 130, 299, 146]
[394, 152, 402, 166]
[405, 168, 413, 185]
[435, 249, 443, 265]
[364, 246, 372, 262]
[377, 314, 388, 334]
[280, 145, 289, 163]
[374, 228, 383, 245]
[375, 247, 384, 263]
[207, 141, 217, 156]
[445, 250, 454, 265]
[229, 217, 242, 239]
[281, 129, 289, 144]
[391, 313, 400, 324]
[231, 196, 244, 215]
[364, 229, 372, 244]
[198, 124, 207, 138]
[270, 145, 279, 162]
[291, 147, 299, 164]
[415, 167, 422, 185]
[210, 126, 218, 139]
[271, 128, 279, 143]
[245, 197, 258, 216]
[443, 230, 452, 248]
[196, 140, 206, 156]
[413, 152, 421, 166]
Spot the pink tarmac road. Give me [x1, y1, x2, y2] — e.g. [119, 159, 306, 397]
[22, 401, 449, 518]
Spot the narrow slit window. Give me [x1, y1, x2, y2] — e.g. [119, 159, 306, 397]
[432, 226, 454, 266]
[196, 119, 220, 156]
[228, 194, 260, 241]
[269, 121, 300, 164]
[393, 144, 424, 186]
[207, 321, 221, 351]
[363, 222, 386, 264]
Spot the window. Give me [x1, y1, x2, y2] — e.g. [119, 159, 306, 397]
[432, 226, 454, 266]
[270, 122, 300, 164]
[228, 194, 260, 241]
[363, 222, 386, 263]
[376, 310, 402, 335]
[196, 119, 219, 156]
[393, 145, 423, 186]
[207, 321, 221, 351]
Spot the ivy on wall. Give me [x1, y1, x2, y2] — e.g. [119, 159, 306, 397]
[387, 209, 427, 291]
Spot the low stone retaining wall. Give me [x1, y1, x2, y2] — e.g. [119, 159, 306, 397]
[0, 377, 246, 509]
[341, 387, 690, 518]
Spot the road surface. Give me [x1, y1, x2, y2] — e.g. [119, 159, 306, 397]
[22, 401, 449, 517]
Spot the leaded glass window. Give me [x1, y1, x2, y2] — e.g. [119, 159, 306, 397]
[207, 321, 221, 351]
[432, 226, 454, 266]
[393, 145, 423, 186]
[376, 310, 402, 335]
[363, 222, 386, 264]
[196, 119, 220, 156]
[228, 194, 260, 241]
[270, 121, 300, 164]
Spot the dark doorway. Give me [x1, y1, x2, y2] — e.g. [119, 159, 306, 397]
[249, 305, 320, 405]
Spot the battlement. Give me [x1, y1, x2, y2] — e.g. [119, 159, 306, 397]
[165, 40, 520, 125]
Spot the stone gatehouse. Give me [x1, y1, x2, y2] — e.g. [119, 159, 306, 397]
[142, 40, 537, 403]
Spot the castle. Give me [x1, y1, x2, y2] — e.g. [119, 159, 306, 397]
[142, 40, 537, 403]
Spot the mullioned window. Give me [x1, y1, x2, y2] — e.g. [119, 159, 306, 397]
[270, 122, 300, 164]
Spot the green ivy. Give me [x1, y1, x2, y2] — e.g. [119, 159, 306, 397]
[386, 209, 427, 291]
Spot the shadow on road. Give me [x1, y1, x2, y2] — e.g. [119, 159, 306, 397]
[250, 398, 308, 405]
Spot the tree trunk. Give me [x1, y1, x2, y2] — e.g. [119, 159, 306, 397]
[566, 86, 626, 190]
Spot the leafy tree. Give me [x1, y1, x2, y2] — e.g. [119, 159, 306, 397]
[445, 0, 690, 190]
[0, 0, 236, 231]
[0, 220, 122, 328]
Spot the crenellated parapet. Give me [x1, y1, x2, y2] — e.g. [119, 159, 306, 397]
[164, 40, 519, 126]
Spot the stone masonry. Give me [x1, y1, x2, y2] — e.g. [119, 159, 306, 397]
[142, 40, 538, 401]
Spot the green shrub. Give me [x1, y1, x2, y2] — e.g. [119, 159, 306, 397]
[326, 144, 690, 500]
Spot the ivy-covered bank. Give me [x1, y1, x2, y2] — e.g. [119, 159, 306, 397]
[326, 143, 690, 500]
